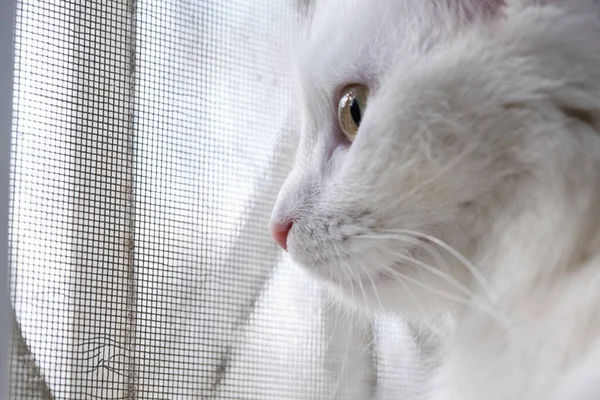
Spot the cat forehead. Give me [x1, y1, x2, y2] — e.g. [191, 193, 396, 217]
[297, 0, 472, 95]
[298, 1, 411, 87]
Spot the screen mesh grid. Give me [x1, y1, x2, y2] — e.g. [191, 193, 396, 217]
[8, 1, 437, 399]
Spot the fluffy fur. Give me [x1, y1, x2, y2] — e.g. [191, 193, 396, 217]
[271, 0, 600, 399]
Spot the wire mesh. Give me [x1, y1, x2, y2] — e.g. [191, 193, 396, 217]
[8, 1, 437, 399]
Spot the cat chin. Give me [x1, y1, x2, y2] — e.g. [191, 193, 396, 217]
[292, 259, 386, 312]
[288, 234, 473, 317]
[314, 263, 459, 318]
[326, 282, 456, 319]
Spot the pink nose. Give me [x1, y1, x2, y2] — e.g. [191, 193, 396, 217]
[270, 220, 293, 251]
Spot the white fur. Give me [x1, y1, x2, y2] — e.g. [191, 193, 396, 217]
[272, 0, 600, 399]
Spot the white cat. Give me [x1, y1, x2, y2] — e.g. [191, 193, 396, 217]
[270, 0, 600, 399]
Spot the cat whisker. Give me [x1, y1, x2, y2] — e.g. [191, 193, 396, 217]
[357, 231, 499, 310]
[364, 266, 386, 314]
[354, 264, 370, 308]
[377, 228, 498, 304]
[335, 251, 371, 308]
[393, 276, 449, 339]
[356, 325, 377, 360]
[369, 231, 511, 330]
[323, 295, 337, 314]
[332, 241, 360, 305]
[373, 261, 470, 307]
[387, 247, 513, 332]
[363, 234, 488, 306]
[331, 232, 502, 324]
[384, 248, 488, 308]
[399, 229, 496, 301]
[373, 261, 512, 332]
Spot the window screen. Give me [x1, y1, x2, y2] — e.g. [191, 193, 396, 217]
[8, 1, 438, 399]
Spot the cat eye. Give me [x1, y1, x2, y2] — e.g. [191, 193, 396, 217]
[338, 84, 368, 142]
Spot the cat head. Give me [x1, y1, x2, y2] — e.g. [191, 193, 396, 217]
[271, 0, 600, 316]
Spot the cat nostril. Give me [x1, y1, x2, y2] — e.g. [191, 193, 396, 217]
[270, 220, 293, 251]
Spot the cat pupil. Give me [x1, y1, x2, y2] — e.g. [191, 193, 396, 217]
[350, 98, 361, 126]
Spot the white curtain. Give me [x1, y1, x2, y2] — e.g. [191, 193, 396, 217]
[9, 1, 436, 399]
